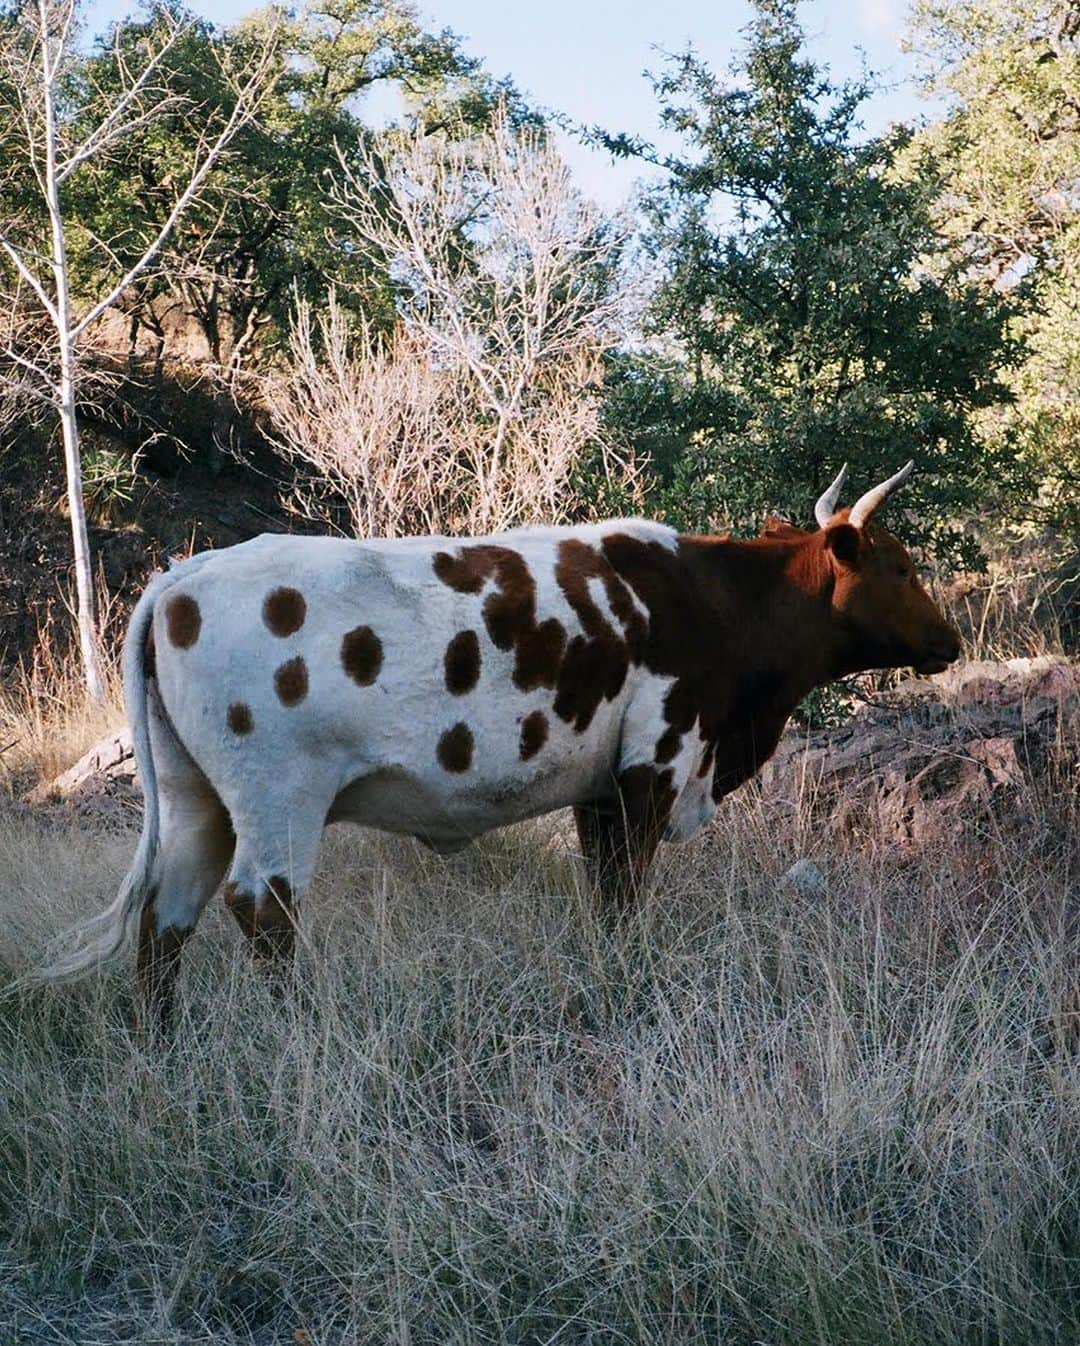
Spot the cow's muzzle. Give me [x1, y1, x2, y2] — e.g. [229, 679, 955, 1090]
[914, 631, 962, 675]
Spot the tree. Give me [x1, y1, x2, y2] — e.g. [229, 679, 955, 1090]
[599, 0, 1021, 566]
[70, 0, 537, 413]
[905, 0, 1080, 530]
[0, 0, 275, 699]
[268, 114, 632, 537]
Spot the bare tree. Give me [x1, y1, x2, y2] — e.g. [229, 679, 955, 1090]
[0, 0, 276, 701]
[271, 296, 459, 539]
[268, 113, 635, 538]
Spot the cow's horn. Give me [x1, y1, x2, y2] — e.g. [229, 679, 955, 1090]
[848, 460, 915, 529]
[814, 463, 848, 528]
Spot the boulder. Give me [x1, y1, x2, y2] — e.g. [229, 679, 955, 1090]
[762, 656, 1079, 845]
[24, 725, 140, 822]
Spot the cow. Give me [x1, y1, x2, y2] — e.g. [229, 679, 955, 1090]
[37, 461, 960, 1028]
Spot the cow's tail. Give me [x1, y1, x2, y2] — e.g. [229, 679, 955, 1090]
[34, 554, 212, 983]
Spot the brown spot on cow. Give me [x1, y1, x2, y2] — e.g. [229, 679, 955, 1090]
[224, 877, 295, 963]
[436, 537, 646, 735]
[444, 629, 481, 695]
[263, 586, 307, 637]
[227, 702, 253, 735]
[165, 594, 201, 649]
[480, 552, 536, 652]
[654, 678, 697, 763]
[519, 710, 548, 761]
[274, 656, 308, 706]
[556, 538, 647, 652]
[553, 636, 628, 733]
[433, 545, 567, 690]
[341, 625, 383, 685]
[433, 548, 492, 594]
[663, 679, 698, 734]
[437, 721, 474, 773]
[549, 538, 648, 732]
[513, 618, 566, 692]
[618, 763, 678, 834]
[655, 727, 682, 764]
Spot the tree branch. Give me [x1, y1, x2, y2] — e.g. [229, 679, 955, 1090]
[71, 43, 277, 340]
[57, 19, 193, 182]
[0, 225, 58, 324]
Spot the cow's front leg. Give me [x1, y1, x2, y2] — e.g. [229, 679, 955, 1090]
[574, 765, 676, 923]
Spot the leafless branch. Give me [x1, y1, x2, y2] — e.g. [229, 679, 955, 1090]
[57, 17, 193, 181]
[72, 40, 279, 339]
[270, 114, 636, 538]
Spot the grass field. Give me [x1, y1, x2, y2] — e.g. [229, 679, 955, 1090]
[2, 728, 1078, 1344]
[1, 555, 1078, 1346]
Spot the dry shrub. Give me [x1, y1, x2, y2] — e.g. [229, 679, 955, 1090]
[266, 113, 636, 538]
[0, 581, 124, 793]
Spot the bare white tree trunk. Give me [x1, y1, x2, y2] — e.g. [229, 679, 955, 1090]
[40, 0, 105, 701]
[57, 341, 106, 701]
[0, 0, 276, 700]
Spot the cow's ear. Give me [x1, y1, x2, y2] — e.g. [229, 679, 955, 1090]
[762, 514, 801, 539]
[824, 522, 862, 567]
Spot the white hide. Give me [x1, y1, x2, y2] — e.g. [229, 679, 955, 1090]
[148, 519, 711, 897]
[33, 517, 722, 982]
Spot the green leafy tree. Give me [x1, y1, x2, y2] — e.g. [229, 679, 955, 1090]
[600, 0, 1022, 566]
[72, 0, 536, 391]
[905, 0, 1080, 530]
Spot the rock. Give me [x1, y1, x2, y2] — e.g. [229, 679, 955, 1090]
[763, 656, 1079, 845]
[24, 726, 139, 821]
[779, 859, 826, 900]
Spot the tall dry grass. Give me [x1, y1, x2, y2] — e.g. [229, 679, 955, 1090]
[0, 603, 124, 794]
[1, 730, 1078, 1335]
[1, 768, 1077, 1344]
[0, 545, 1076, 1344]
[940, 539, 1077, 663]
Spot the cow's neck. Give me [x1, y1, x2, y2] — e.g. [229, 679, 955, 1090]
[671, 533, 839, 798]
[682, 532, 838, 710]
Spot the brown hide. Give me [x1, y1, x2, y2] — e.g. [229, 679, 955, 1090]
[601, 514, 960, 804]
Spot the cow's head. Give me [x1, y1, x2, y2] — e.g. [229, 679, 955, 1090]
[812, 463, 962, 676]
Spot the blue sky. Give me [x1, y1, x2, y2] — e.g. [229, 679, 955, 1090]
[84, 0, 932, 206]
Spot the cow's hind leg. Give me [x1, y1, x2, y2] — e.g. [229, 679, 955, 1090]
[574, 765, 675, 924]
[136, 687, 235, 1033]
[221, 796, 328, 984]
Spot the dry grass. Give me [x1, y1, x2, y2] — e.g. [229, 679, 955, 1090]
[940, 538, 1077, 663]
[0, 595, 125, 794]
[0, 661, 123, 792]
[1, 556, 1077, 1345]
[2, 734, 1079, 1343]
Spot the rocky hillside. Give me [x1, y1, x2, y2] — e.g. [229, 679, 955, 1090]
[762, 656, 1080, 848]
